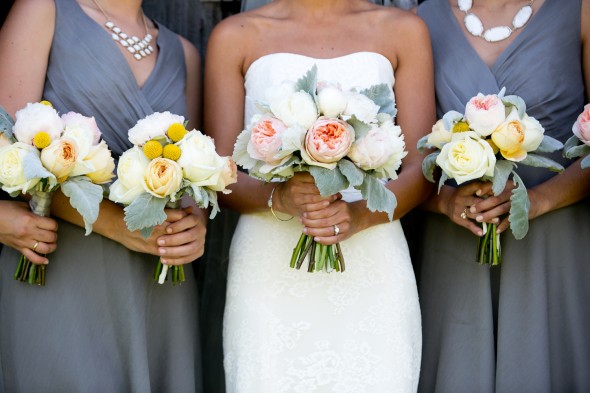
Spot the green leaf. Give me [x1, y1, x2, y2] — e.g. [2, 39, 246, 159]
[564, 141, 590, 160]
[23, 151, 55, 182]
[61, 177, 103, 235]
[359, 84, 396, 117]
[421, 151, 439, 183]
[502, 95, 526, 117]
[492, 160, 515, 196]
[124, 193, 169, 237]
[417, 134, 430, 152]
[347, 117, 372, 140]
[0, 106, 15, 140]
[536, 135, 563, 153]
[309, 166, 348, 196]
[338, 159, 364, 187]
[294, 65, 318, 97]
[582, 154, 590, 169]
[359, 175, 397, 220]
[232, 128, 258, 170]
[563, 135, 581, 155]
[520, 153, 564, 172]
[509, 171, 530, 240]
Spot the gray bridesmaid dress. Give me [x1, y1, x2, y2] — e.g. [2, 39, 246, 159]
[0, 0, 202, 391]
[417, 0, 590, 392]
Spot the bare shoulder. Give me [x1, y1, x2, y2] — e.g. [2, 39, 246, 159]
[369, 5, 430, 40]
[177, 35, 201, 66]
[9, 0, 55, 16]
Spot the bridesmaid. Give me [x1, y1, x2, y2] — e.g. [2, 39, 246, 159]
[417, 0, 590, 391]
[0, 0, 205, 391]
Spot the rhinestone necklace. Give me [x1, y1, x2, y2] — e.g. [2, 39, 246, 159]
[90, 0, 154, 60]
[458, 0, 535, 43]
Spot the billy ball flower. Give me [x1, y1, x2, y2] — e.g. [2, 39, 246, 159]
[163, 144, 182, 161]
[143, 139, 163, 159]
[33, 132, 52, 149]
[167, 123, 187, 143]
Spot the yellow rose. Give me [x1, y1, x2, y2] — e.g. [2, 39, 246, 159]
[40, 138, 78, 181]
[491, 109, 527, 161]
[142, 157, 183, 200]
[85, 141, 115, 184]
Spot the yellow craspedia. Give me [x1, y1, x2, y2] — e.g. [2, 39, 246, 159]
[33, 132, 51, 149]
[485, 138, 500, 155]
[452, 121, 470, 133]
[39, 100, 53, 108]
[167, 123, 187, 143]
[143, 140, 163, 159]
[162, 144, 182, 161]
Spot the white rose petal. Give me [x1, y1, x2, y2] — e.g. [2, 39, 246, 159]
[436, 131, 496, 184]
[13, 102, 63, 145]
[177, 130, 226, 188]
[0, 142, 41, 194]
[343, 92, 380, 124]
[116, 146, 150, 190]
[317, 86, 348, 118]
[128, 111, 185, 146]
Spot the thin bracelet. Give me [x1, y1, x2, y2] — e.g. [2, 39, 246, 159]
[268, 184, 294, 221]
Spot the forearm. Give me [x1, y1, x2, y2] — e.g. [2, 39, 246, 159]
[217, 171, 274, 214]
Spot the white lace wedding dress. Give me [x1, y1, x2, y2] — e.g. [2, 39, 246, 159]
[224, 52, 421, 393]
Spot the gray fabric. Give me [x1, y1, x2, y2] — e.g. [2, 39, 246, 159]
[417, 0, 590, 392]
[241, 0, 418, 12]
[0, 0, 202, 391]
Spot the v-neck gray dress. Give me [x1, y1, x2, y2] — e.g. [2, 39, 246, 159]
[417, 0, 590, 391]
[0, 0, 202, 391]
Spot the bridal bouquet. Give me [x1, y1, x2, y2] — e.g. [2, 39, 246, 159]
[109, 112, 237, 285]
[418, 89, 564, 266]
[563, 103, 590, 168]
[233, 66, 406, 273]
[0, 101, 115, 285]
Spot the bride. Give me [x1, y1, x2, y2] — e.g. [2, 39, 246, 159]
[204, 0, 435, 391]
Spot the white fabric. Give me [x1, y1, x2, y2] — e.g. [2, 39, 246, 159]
[224, 52, 421, 393]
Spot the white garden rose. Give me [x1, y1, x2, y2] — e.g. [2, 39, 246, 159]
[343, 92, 380, 124]
[85, 141, 115, 184]
[436, 131, 496, 184]
[13, 102, 63, 145]
[0, 142, 41, 194]
[128, 111, 185, 146]
[317, 85, 347, 118]
[464, 93, 506, 137]
[142, 158, 183, 200]
[209, 157, 237, 193]
[40, 138, 79, 181]
[348, 121, 407, 179]
[266, 83, 318, 129]
[61, 112, 101, 159]
[177, 130, 227, 187]
[109, 146, 150, 203]
[521, 113, 545, 152]
[427, 119, 453, 149]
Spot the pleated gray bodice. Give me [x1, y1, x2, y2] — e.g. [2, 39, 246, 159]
[44, 0, 187, 158]
[419, 0, 585, 187]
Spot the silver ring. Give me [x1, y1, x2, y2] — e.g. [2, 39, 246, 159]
[333, 224, 340, 236]
[32, 241, 39, 251]
[460, 208, 468, 220]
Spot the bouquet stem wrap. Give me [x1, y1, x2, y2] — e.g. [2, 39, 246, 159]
[153, 199, 185, 285]
[14, 191, 54, 286]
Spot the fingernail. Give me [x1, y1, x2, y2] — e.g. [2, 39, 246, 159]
[492, 218, 499, 224]
[302, 227, 308, 234]
[44, 259, 49, 265]
[158, 239, 165, 246]
[476, 189, 482, 196]
[159, 248, 166, 255]
[470, 206, 476, 213]
[476, 215, 483, 222]
[161, 259, 168, 264]
[166, 227, 173, 234]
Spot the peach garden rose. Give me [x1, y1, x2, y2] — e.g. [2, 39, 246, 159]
[302, 117, 355, 169]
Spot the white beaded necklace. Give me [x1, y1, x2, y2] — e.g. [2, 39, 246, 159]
[458, 0, 535, 42]
[90, 0, 154, 60]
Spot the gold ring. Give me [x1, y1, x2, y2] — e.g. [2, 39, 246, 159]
[32, 241, 39, 251]
[333, 224, 340, 236]
[460, 208, 468, 220]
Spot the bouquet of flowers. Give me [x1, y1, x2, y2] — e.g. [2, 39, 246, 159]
[0, 101, 115, 285]
[418, 89, 564, 266]
[563, 103, 590, 168]
[233, 66, 406, 272]
[109, 112, 237, 285]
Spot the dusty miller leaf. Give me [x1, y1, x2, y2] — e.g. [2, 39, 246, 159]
[61, 177, 103, 235]
[359, 175, 397, 221]
[338, 159, 364, 187]
[509, 171, 530, 240]
[124, 193, 169, 237]
[0, 106, 15, 140]
[359, 84, 396, 117]
[536, 135, 563, 153]
[309, 166, 348, 196]
[347, 117, 371, 140]
[492, 161, 515, 196]
[520, 153, 564, 172]
[232, 129, 258, 170]
[582, 155, 590, 169]
[502, 95, 526, 117]
[422, 152, 439, 183]
[294, 65, 318, 97]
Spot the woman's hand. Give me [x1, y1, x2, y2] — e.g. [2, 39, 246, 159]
[0, 201, 58, 265]
[469, 181, 514, 234]
[156, 204, 207, 266]
[300, 199, 366, 246]
[273, 172, 339, 217]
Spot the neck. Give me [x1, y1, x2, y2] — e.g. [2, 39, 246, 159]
[282, 0, 355, 18]
[87, 0, 144, 24]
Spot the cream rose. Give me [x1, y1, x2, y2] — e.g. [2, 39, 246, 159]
[0, 142, 41, 194]
[343, 92, 380, 124]
[427, 119, 453, 149]
[266, 83, 318, 129]
[302, 117, 355, 169]
[13, 102, 63, 145]
[109, 146, 150, 204]
[520, 113, 545, 152]
[247, 115, 287, 165]
[40, 138, 79, 181]
[491, 109, 530, 161]
[436, 131, 496, 184]
[210, 157, 237, 193]
[348, 121, 407, 179]
[177, 131, 227, 187]
[61, 112, 101, 159]
[128, 111, 185, 146]
[142, 157, 183, 200]
[465, 93, 506, 137]
[85, 141, 115, 184]
[573, 103, 590, 146]
[317, 85, 347, 118]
